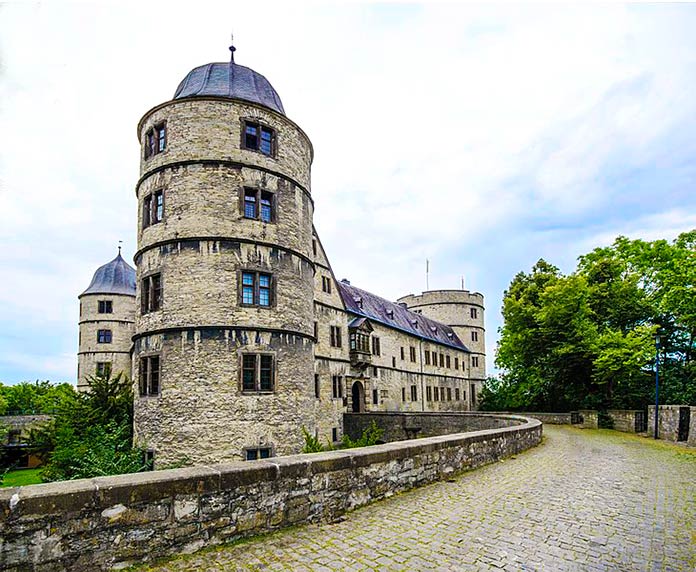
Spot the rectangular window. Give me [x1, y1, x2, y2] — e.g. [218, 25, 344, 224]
[243, 121, 275, 156]
[332, 428, 338, 442]
[426, 386, 432, 401]
[139, 356, 160, 396]
[454, 357, 459, 370]
[330, 326, 342, 348]
[241, 354, 275, 393]
[433, 386, 439, 402]
[371, 336, 381, 356]
[447, 388, 452, 401]
[145, 122, 166, 159]
[455, 388, 460, 401]
[471, 384, 476, 405]
[97, 329, 112, 343]
[439, 353, 444, 367]
[243, 188, 275, 223]
[321, 275, 332, 294]
[424, 350, 430, 365]
[96, 362, 112, 377]
[409, 346, 416, 362]
[470, 308, 478, 319]
[142, 274, 162, 314]
[241, 271, 272, 307]
[410, 385, 417, 402]
[392, 356, 396, 367]
[471, 331, 478, 342]
[312, 240, 317, 255]
[313, 321, 319, 340]
[472, 356, 479, 367]
[372, 366, 378, 377]
[400, 347, 405, 360]
[332, 375, 343, 399]
[314, 374, 320, 399]
[446, 355, 451, 368]
[401, 387, 406, 402]
[245, 447, 272, 461]
[372, 388, 378, 405]
[98, 300, 113, 314]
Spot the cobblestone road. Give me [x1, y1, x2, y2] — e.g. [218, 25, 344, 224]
[138, 426, 696, 571]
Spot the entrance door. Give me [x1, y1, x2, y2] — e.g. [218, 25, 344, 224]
[351, 381, 365, 413]
[678, 407, 690, 442]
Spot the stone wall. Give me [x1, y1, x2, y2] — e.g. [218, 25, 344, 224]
[343, 412, 526, 442]
[490, 412, 574, 425]
[0, 416, 541, 571]
[647, 405, 695, 444]
[578, 410, 598, 429]
[606, 410, 645, 433]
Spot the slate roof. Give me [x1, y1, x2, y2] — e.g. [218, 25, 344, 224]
[173, 62, 285, 115]
[81, 253, 136, 297]
[337, 281, 469, 351]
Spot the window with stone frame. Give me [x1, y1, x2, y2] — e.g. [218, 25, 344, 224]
[409, 346, 417, 362]
[439, 353, 445, 367]
[446, 355, 451, 368]
[139, 355, 160, 396]
[96, 362, 112, 377]
[314, 374, 320, 399]
[245, 447, 272, 461]
[141, 274, 162, 314]
[242, 188, 275, 223]
[241, 271, 272, 307]
[455, 388, 461, 401]
[410, 385, 417, 401]
[143, 189, 164, 228]
[400, 347, 405, 360]
[242, 120, 276, 156]
[144, 122, 166, 159]
[98, 300, 113, 314]
[401, 387, 406, 402]
[426, 386, 432, 401]
[330, 326, 342, 348]
[447, 387, 452, 401]
[454, 357, 459, 370]
[321, 275, 332, 294]
[472, 356, 479, 367]
[471, 331, 479, 342]
[424, 350, 430, 365]
[241, 354, 274, 393]
[350, 331, 370, 352]
[433, 386, 439, 402]
[97, 329, 112, 344]
[371, 336, 381, 356]
[470, 307, 478, 319]
[332, 375, 343, 399]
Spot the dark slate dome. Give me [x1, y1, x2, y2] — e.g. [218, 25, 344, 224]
[173, 61, 285, 115]
[81, 253, 136, 297]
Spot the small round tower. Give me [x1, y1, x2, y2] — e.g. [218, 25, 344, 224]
[397, 290, 486, 405]
[78, 251, 136, 391]
[133, 44, 316, 466]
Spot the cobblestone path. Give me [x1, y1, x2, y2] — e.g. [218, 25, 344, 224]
[138, 426, 696, 571]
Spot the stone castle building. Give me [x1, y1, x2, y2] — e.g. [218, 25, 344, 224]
[78, 45, 486, 468]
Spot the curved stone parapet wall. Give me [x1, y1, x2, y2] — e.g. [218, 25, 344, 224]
[0, 415, 541, 571]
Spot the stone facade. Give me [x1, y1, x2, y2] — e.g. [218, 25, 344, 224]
[0, 415, 541, 571]
[647, 405, 695, 444]
[77, 50, 487, 467]
[77, 292, 134, 391]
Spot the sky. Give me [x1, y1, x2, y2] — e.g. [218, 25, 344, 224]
[1, 2, 695, 384]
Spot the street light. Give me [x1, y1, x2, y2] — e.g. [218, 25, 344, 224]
[654, 333, 661, 440]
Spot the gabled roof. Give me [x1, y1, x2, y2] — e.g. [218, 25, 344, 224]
[337, 281, 469, 351]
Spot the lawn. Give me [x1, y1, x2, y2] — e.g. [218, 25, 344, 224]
[1, 468, 43, 487]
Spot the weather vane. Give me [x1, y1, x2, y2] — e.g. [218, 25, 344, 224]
[229, 31, 236, 62]
[118, 240, 123, 255]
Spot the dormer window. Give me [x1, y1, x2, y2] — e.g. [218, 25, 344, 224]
[144, 123, 166, 159]
[386, 309, 394, 319]
[430, 326, 438, 334]
[243, 121, 275, 156]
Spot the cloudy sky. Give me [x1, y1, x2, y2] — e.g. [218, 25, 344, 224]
[1, 2, 695, 384]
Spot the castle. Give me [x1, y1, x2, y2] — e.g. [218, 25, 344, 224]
[77, 45, 486, 468]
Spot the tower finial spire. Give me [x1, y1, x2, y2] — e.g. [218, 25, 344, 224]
[229, 32, 236, 63]
[118, 240, 123, 256]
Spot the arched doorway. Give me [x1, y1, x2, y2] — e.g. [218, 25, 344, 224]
[351, 381, 365, 413]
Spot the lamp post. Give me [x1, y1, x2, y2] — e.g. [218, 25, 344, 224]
[654, 334, 660, 439]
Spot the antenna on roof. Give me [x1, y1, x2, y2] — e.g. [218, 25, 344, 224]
[118, 240, 123, 255]
[461, 275, 465, 290]
[229, 32, 236, 63]
[426, 259, 429, 290]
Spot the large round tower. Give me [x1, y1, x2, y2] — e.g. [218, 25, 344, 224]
[397, 290, 486, 407]
[133, 45, 316, 467]
[78, 251, 136, 391]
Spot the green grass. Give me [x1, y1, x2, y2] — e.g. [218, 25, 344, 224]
[1, 468, 43, 487]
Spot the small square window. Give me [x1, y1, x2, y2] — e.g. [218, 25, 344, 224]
[97, 329, 112, 344]
[96, 362, 112, 377]
[243, 188, 275, 223]
[240, 271, 273, 307]
[98, 300, 113, 314]
[243, 121, 276, 157]
[245, 447, 272, 461]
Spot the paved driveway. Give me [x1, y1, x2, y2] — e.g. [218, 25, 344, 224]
[137, 426, 696, 571]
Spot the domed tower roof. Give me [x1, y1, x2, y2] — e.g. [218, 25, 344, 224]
[81, 252, 136, 297]
[173, 43, 285, 115]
